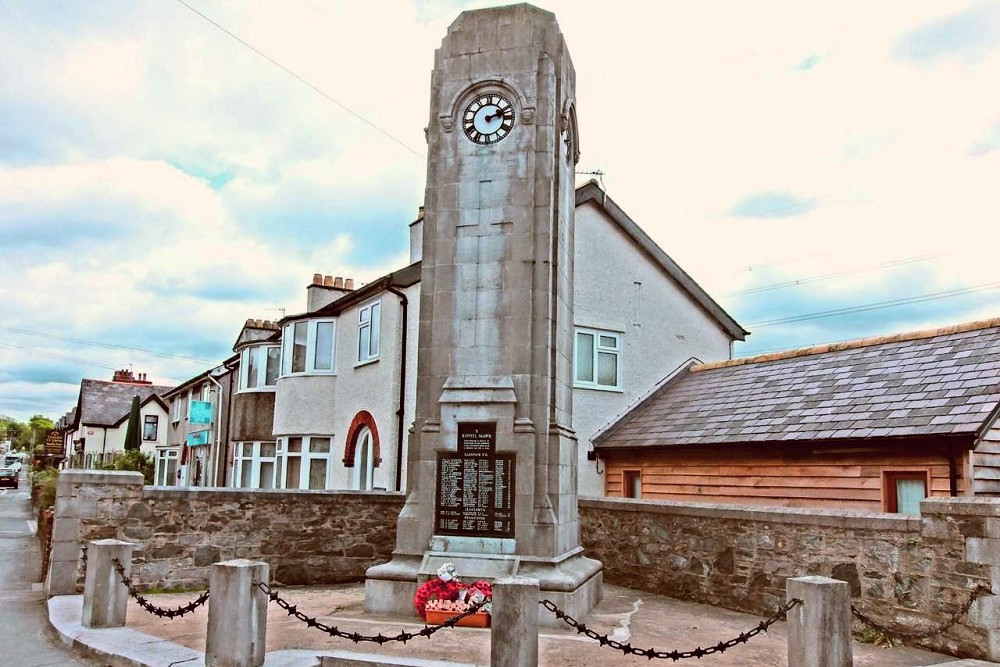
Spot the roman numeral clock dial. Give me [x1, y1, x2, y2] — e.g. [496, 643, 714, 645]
[462, 93, 515, 145]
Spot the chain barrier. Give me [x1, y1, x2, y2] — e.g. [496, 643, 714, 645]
[110, 557, 210, 619]
[850, 584, 991, 642]
[80, 544, 87, 569]
[539, 597, 801, 660]
[255, 581, 487, 644]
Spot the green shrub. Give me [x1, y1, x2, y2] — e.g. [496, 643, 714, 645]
[97, 450, 154, 484]
[33, 467, 59, 514]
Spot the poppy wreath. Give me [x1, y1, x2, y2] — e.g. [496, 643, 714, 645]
[413, 578, 494, 619]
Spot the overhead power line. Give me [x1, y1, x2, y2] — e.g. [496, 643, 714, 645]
[748, 282, 1000, 328]
[721, 253, 943, 298]
[170, 0, 425, 158]
[0, 342, 121, 372]
[0, 325, 218, 365]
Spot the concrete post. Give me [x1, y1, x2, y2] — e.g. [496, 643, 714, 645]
[81, 539, 133, 628]
[786, 576, 853, 667]
[206, 559, 269, 667]
[491, 576, 539, 667]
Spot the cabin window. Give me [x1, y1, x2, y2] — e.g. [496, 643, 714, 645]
[623, 470, 642, 499]
[883, 471, 928, 514]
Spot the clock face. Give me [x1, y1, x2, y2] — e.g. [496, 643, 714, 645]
[462, 93, 515, 145]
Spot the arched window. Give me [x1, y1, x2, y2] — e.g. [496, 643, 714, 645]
[353, 426, 374, 490]
[344, 410, 381, 490]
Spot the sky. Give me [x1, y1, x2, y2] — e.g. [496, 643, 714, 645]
[1, 0, 999, 423]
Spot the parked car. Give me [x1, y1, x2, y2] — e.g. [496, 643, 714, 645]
[0, 466, 18, 489]
[3, 453, 23, 472]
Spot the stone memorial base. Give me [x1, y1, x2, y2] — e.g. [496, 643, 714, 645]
[365, 546, 602, 627]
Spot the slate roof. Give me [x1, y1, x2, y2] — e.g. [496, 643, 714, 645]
[595, 319, 1000, 449]
[76, 379, 174, 428]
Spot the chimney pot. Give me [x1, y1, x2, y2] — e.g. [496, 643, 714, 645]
[323, 275, 334, 287]
[417, 205, 425, 220]
[312, 273, 323, 285]
[334, 277, 344, 289]
[345, 278, 355, 290]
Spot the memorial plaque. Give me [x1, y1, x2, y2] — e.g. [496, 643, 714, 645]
[434, 422, 515, 538]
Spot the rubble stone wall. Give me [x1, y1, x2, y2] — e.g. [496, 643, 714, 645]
[579, 496, 999, 660]
[47, 470, 405, 594]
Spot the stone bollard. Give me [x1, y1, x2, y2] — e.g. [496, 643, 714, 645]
[786, 576, 853, 667]
[81, 539, 134, 628]
[206, 559, 269, 667]
[491, 576, 539, 667]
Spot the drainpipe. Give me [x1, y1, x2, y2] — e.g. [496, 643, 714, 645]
[387, 285, 408, 492]
[206, 371, 224, 488]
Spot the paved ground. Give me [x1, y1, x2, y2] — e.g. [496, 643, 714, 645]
[124, 581, 975, 666]
[0, 467, 99, 666]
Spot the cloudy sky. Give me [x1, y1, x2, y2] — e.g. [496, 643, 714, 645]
[1, 0, 998, 422]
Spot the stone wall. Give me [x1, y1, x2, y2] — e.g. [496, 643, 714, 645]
[47, 470, 405, 595]
[579, 496, 999, 660]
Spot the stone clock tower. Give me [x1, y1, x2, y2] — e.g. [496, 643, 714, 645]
[366, 4, 601, 620]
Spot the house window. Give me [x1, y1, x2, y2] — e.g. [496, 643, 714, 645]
[171, 396, 182, 423]
[154, 448, 179, 486]
[884, 471, 928, 514]
[142, 415, 158, 441]
[357, 301, 381, 363]
[233, 441, 279, 489]
[623, 470, 642, 499]
[353, 426, 375, 490]
[239, 345, 280, 391]
[574, 327, 621, 390]
[281, 320, 336, 376]
[279, 436, 333, 490]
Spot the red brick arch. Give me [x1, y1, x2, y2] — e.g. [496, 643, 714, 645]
[343, 410, 381, 467]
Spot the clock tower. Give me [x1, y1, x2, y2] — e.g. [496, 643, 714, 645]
[366, 4, 601, 621]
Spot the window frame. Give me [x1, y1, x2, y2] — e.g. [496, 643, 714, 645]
[233, 441, 279, 489]
[154, 448, 179, 486]
[357, 300, 382, 365]
[277, 436, 334, 490]
[142, 414, 159, 441]
[352, 426, 375, 490]
[239, 345, 281, 392]
[622, 469, 642, 499]
[883, 470, 930, 514]
[573, 326, 623, 391]
[281, 319, 337, 376]
[170, 397, 181, 423]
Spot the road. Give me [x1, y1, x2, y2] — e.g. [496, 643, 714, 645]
[0, 467, 98, 666]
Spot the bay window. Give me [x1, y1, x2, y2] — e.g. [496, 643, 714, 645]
[233, 441, 279, 489]
[239, 345, 280, 391]
[279, 436, 333, 490]
[281, 319, 336, 375]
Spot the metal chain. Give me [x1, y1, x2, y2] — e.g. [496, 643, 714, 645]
[111, 557, 210, 619]
[539, 597, 801, 661]
[850, 584, 991, 641]
[255, 581, 487, 644]
[80, 544, 87, 569]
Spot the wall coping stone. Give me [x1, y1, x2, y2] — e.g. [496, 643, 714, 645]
[142, 487, 406, 504]
[922, 498, 1000, 517]
[578, 496, 922, 532]
[58, 470, 144, 486]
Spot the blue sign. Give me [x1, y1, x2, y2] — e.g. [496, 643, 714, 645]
[189, 401, 213, 425]
[186, 430, 211, 447]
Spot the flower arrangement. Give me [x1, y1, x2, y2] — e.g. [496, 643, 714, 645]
[413, 562, 493, 622]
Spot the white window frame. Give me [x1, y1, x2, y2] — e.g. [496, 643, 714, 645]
[357, 300, 381, 364]
[352, 426, 375, 490]
[170, 397, 181, 423]
[239, 345, 281, 392]
[277, 436, 334, 490]
[281, 319, 337, 376]
[573, 327, 623, 391]
[154, 448, 179, 486]
[233, 441, 279, 489]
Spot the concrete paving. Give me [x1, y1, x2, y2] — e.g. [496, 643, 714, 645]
[0, 468, 99, 666]
[47, 580, 1000, 666]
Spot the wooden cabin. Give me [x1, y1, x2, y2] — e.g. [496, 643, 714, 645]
[593, 318, 1000, 513]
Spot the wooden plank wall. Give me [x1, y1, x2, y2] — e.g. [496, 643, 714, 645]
[973, 423, 1000, 495]
[602, 447, 964, 512]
